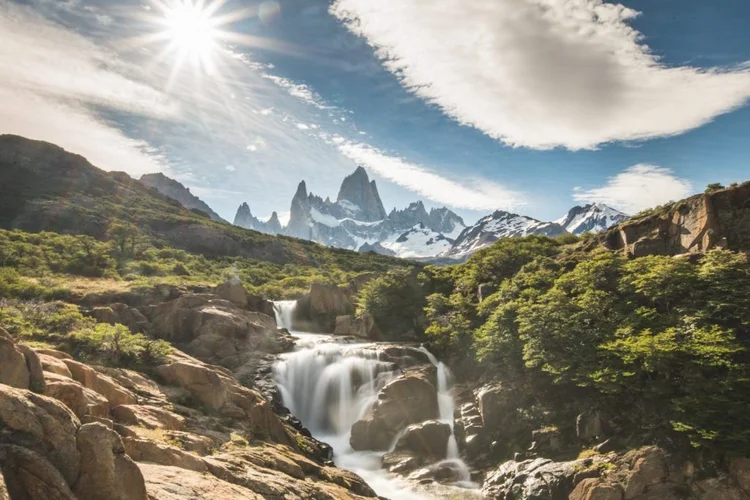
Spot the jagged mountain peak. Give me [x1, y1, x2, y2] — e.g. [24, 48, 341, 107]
[556, 203, 629, 235]
[336, 166, 387, 222]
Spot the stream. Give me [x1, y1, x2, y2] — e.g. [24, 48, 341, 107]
[271, 301, 481, 499]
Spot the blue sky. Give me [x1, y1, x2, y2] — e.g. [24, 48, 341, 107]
[1, 0, 749, 225]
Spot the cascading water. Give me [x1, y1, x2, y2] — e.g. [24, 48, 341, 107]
[272, 300, 477, 499]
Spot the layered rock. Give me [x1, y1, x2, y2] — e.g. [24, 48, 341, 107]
[603, 182, 750, 257]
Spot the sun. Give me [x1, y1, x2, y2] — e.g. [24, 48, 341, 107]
[158, 0, 222, 73]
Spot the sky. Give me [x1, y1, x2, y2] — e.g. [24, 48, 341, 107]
[1, 0, 750, 226]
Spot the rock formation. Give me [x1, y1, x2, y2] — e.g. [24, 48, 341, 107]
[233, 203, 282, 235]
[336, 166, 387, 222]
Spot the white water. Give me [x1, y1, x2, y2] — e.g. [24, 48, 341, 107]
[272, 301, 476, 499]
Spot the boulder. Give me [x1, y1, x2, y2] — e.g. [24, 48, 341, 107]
[246, 294, 276, 319]
[394, 420, 452, 458]
[139, 463, 266, 500]
[382, 452, 425, 475]
[0, 445, 77, 500]
[74, 423, 148, 500]
[529, 427, 563, 454]
[123, 437, 208, 472]
[622, 447, 668, 499]
[350, 417, 392, 451]
[730, 458, 750, 493]
[214, 277, 248, 308]
[43, 377, 110, 419]
[95, 366, 167, 402]
[154, 361, 228, 411]
[373, 374, 439, 429]
[92, 372, 138, 407]
[454, 401, 486, 459]
[294, 283, 354, 332]
[39, 353, 73, 378]
[35, 349, 72, 360]
[62, 359, 98, 389]
[477, 383, 512, 431]
[17, 344, 45, 393]
[0, 330, 30, 389]
[570, 478, 624, 500]
[90, 303, 151, 333]
[0, 386, 81, 485]
[112, 404, 185, 430]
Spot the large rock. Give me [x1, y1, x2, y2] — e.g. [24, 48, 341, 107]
[43, 375, 110, 419]
[214, 277, 248, 308]
[294, 283, 354, 332]
[0, 329, 30, 389]
[730, 458, 750, 493]
[17, 344, 45, 393]
[373, 374, 439, 429]
[39, 354, 73, 378]
[577, 410, 611, 442]
[74, 423, 148, 500]
[145, 294, 290, 368]
[90, 303, 151, 333]
[394, 420, 451, 458]
[570, 478, 623, 500]
[621, 447, 668, 499]
[0, 445, 77, 500]
[0, 386, 81, 485]
[482, 457, 590, 499]
[139, 463, 265, 500]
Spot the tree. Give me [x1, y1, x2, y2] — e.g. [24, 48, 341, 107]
[705, 183, 725, 193]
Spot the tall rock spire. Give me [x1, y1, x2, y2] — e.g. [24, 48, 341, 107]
[336, 166, 387, 222]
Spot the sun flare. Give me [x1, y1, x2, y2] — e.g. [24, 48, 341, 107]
[165, 2, 218, 55]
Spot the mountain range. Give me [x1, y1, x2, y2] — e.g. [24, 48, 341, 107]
[140, 166, 629, 260]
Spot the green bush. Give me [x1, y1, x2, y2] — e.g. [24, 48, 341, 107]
[74, 323, 171, 367]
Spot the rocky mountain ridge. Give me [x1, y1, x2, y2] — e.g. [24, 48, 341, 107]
[140, 173, 225, 222]
[556, 202, 629, 235]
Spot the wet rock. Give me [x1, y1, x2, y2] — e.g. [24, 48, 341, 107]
[482, 457, 589, 499]
[394, 420, 452, 458]
[382, 452, 425, 474]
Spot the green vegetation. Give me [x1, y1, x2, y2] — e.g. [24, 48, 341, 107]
[379, 236, 750, 454]
[0, 228, 413, 300]
[0, 299, 171, 367]
[705, 182, 725, 193]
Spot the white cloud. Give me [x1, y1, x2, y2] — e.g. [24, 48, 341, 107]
[573, 164, 693, 214]
[225, 165, 236, 172]
[336, 141, 524, 211]
[0, 2, 174, 174]
[331, 0, 750, 150]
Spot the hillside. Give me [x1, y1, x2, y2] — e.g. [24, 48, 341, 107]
[139, 172, 225, 222]
[0, 135, 415, 296]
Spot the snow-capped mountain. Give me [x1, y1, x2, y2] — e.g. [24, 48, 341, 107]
[236, 166, 466, 259]
[555, 203, 628, 235]
[233, 203, 282, 235]
[441, 210, 567, 259]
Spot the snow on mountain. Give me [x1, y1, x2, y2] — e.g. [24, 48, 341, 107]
[555, 203, 629, 235]
[442, 211, 567, 259]
[380, 223, 455, 259]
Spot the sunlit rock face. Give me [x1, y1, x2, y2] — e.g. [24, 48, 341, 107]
[140, 173, 224, 222]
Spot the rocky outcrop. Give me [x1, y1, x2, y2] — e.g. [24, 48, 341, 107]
[233, 203, 282, 235]
[337, 166, 387, 222]
[333, 313, 383, 339]
[604, 182, 750, 257]
[294, 283, 354, 332]
[0, 328, 32, 390]
[90, 303, 151, 334]
[144, 294, 292, 369]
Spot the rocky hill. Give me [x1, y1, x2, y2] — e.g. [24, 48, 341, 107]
[233, 202, 282, 235]
[139, 173, 225, 222]
[602, 181, 750, 256]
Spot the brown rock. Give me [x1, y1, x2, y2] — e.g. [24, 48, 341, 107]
[62, 359, 98, 388]
[90, 303, 151, 333]
[74, 423, 148, 500]
[17, 344, 45, 393]
[373, 374, 439, 429]
[334, 314, 354, 335]
[0, 332, 30, 389]
[731, 458, 750, 493]
[571, 478, 624, 500]
[623, 447, 668, 499]
[394, 420, 452, 458]
[214, 278, 248, 308]
[112, 404, 185, 430]
[155, 361, 228, 410]
[93, 372, 138, 407]
[44, 377, 110, 419]
[139, 463, 265, 500]
[35, 349, 72, 360]
[123, 437, 208, 472]
[39, 353, 73, 378]
[163, 431, 215, 455]
[95, 366, 166, 401]
[0, 386, 81, 485]
[0, 445, 77, 500]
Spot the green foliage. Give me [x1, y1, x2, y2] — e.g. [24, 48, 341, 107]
[74, 323, 171, 367]
[705, 183, 725, 193]
[357, 268, 427, 338]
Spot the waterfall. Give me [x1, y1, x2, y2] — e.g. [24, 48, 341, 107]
[272, 302, 474, 497]
[273, 300, 297, 330]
